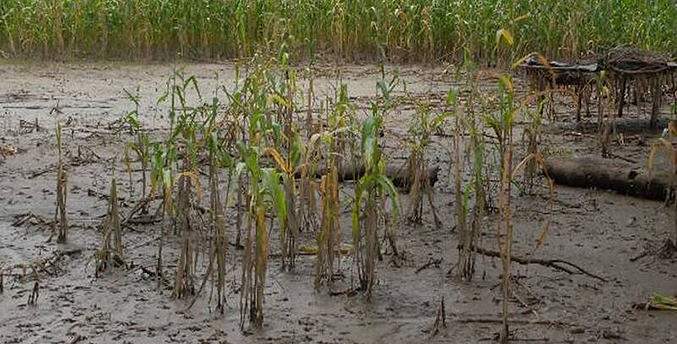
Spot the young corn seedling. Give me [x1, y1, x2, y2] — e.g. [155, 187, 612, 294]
[312, 129, 343, 289]
[238, 153, 283, 328]
[147, 69, 202, 295]
[181, 92, 238, 312]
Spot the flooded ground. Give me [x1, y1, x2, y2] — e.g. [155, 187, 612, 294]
[0, 62, 675, 343]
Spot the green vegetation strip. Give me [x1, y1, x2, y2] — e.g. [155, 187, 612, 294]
[0, 0, 674, 61]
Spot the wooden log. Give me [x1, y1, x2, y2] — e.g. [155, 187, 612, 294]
[545, 157, 672, 201]
[301, 164, 440, 191]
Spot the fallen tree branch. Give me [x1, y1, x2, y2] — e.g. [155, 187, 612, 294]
[463, 245, 607, 282]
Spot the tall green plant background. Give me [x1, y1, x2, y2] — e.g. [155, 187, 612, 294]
[1, 0, 674, 61]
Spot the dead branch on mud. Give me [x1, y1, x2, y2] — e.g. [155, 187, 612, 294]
[463, 245, 607, 282]
[415, 257, 443, 274]
[453, 317, 578, 327]
[2, 248, 83, 282]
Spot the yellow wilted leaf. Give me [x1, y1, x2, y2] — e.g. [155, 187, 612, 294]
[177, 171, 203, 201]
[512, 52, 550, 69]
[669, 120, 677, 136]
[264, 147, 291, 174]
[648, 138, 675, 178]
[496, 28, 514, 46]
[512, 13, 530, 24]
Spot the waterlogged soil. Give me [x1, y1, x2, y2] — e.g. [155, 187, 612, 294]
[0, 61, 676, 344]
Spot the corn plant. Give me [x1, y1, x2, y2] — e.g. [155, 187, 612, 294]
[307, 83, 358, 289]
[54, 122, 68, 243]
[172, 110, 203, 300]
[648, 125, 677, 247]
[237, 98, 287, 328]
[123, 87, 152, 203]
[237, 151, 283, 328]
[521, 102, 546, 194]
[449, 71, 489, 282]
[95, 178, 124, 276]
[269, 56, 301, 270]
[187, 118, 232, 313]
[490, 71, 556, 343]
[149, 70, 202, 294]
[352, 111, 400, 300]
[404, 103, 448, 227]
[3, 0, 675, 63]
[157, 70, 204, 296]
[149, 138, 177, 292]
[494, 73, 517, 343]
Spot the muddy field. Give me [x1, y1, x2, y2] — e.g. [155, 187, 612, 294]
[0, 62, 675, 344]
